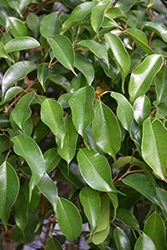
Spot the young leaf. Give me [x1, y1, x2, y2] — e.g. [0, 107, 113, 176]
[133, 95, 151, 126]
[40, 12, 62, 38]
[77, 148, 116, 192]
[105, 33, 130, 92]
[37, 63, 49, 91]
[142, 118, 167, 180]
[134, 233, 156, 250]
[113, 227, 131, 250]
[79, 187, 101, 231]
[129, 54, 164, 103]
[0, 161, 19, 230]
[56, 197, 82, 242]
[92, 101, 121, 159]
[11, 135, 45, 201]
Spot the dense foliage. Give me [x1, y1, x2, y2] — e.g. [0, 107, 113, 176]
[0, 0, 167, 249]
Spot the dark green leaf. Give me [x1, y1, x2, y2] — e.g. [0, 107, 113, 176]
[46, 237, 63, 250]
[0, 42, 13, 62]
[38, 63, 49, 91]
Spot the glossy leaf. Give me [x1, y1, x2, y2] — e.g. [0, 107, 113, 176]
[4, 36, 40, 53]
[40, 12, 62, 38]
[0, 42, 13, 62]
[56, 115, 78, 164]
[74, 54, 95, 85]
[92, 101, 121, 159]
[69, 86, 94, 146]
[144, 22, 167, 43]
[108, 192, 118, 221]
[46, 237, 63, 250]
[134, 233, 156, 250]
[122, 173, 159, 205]
[105, 7, 127, 20]
[142, 118, 167, 180]
[155, 65, 167, 103]
[77, 148, 116, 192]
[44, 148, 60, 174]
[48, 74, 71, 93]
[3, 86, 23, 103]
[115, 0, 139, 11]
[56, 197, 82, 242]
[133, 95, 151, 126]
[129, 54, 164, 103]
[2, 61, 36, 96]
[8, 17, 29, 37]
[113, 227, 130, 250]
[41, 99, 65, 148]
[144, 212, 166, 250]
[79, 187, 101, 231]
[37, 63, 49, 91]
[105, 33, 130, 92]
[6, 0, 22, 17]
[156, 187, 167, 220]
[0, 161, 19, 230]
[11, 135, 45, 200]
[91, 0, 112, 33]
[61, 2, 97, 33]
[77, 40, 109, 67]
[37, 173, 58, 214]
[111, 92, 134, 132]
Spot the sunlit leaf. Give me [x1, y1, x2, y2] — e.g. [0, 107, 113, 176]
[113, 227, 130, 250]
[144, 22, 167, 43]
[8, 17, 29, 37]
[0, 42, 13, 62]
[134, 233, 156, 250]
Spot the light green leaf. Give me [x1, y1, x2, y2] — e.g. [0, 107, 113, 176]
[77, 40, 109, 67]
[2, 61, 37, 96]
[111, 92, 134, 132]
[8, 17, 29, 37]
[56, 115, 78, 164]
[4, 36, 40, 53]
[37, 173, 58, 214]
[112, 156, 147, 171]
[6, 0, 23, 17]
[26, 12, 39, 34]
[41, 99, 65, 148]
[129, 54, 164, 103]
[77, 148, 116, 192]
[92, 101, 121, 159]
[113, 227, 130, 250]
[69, 86, 94, 147]
[11, 135, 45, 201]
[74, 54, 95, 85]
[46, 237, 63, 250]
[0, 161, 19, 230]
[142, 118, 167, 180]
[105, 33, 130, 92]
[61, 2, 97, 33]
[108, 192, 118, 221]
[122, 173, 159, 205]
[37, 63, 49, 91]
[92, 224, 110, 245]
[91, 0, 112, 33]
[0, 42, 13, 62]
[125, 28, 154, 55]
[40, 12, 62, 38]
[134, 233, 156, 250]
[56, 197, 82, 242]
[133, 95, 151, 126]
[3, 87, 23, 103]
[144, 22, 167, 43]
[148, 0, 154, 8]
[79, 187, 101, 231]
[48, 35, 76, 75]
[44, 148, 61, 174]
[144, 212, 166, 250]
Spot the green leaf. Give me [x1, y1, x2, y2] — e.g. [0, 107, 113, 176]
[148, 0, 154, 8]
[11, 91, 35, 132]
[92, 101, 121, 159]
[41, 99, 66, 148]
[79, 187, 101, 231]
[118, 187, 141, 210]
[56, 115, 78, 164]
[122, 173, 159, 205]
[115, 0, 139, 12]
[125, 28, 154, 55]
[155, 65, 167, 103]
[4, 36, 40, 53]
[74, 54, 95, 85]
[142, 118, 167, 180]
[56, 197, 82, 242]
[156, 187, 167, 220]
[37, 63, 49, 91]
[0, 42, 13, 62]
[6, 0, 23, 17]
[48, 35, 76, 75]
[0, 161, 19, 230]
[108, 192, 118, 221]
[48, 74, 71, 93]
[0, 114, 11, 128]
[112, 156, 147, 171]
[111, 92, 134, 132]
[129, 54, 164, 103]
[133, 95, 151, 126]
[26, 12, 39, 34]
[3, 87, 23, 103]
[46, 237, 63, 250]
[144, 22, 167, 43]
[134, 233, 156, 250]
[69, 86, 94, 146]
[77, 148, 116, 192]
[37, 173, 58, 214]
[2, 61, 37, 96]
[8, 17, 29, 37]
[144, 212, 166, 250]
[92, 224, 110, 245]
[91, 0, 112, 33]
[105, 33, 130, 92]
[44, 147, 61, 174]
[11, 135, 45, 201]
[0, 136, 9, 154]
[77, 40, 109, 67]
[113, 227, 130, 250]
[61, 2, 97, 33]
[105, 7, 127, 20]
[40, 12, 62, 38]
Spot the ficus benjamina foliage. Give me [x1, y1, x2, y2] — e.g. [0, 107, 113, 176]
[0, 0, 167, 249]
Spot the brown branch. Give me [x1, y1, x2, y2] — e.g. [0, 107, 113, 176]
[49, 59, 58, 68]
[114, 169, 152, 184]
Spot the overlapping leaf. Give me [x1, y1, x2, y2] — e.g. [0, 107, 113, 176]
[144, 22, 167, 43]
[133, 95, 151, 126]
[8, 17, 29, 37]
[0, 42, 13, 62]
[37, 63, 49, 91]
[40, 12, 62, 38]
[113, 227, 130, 250]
